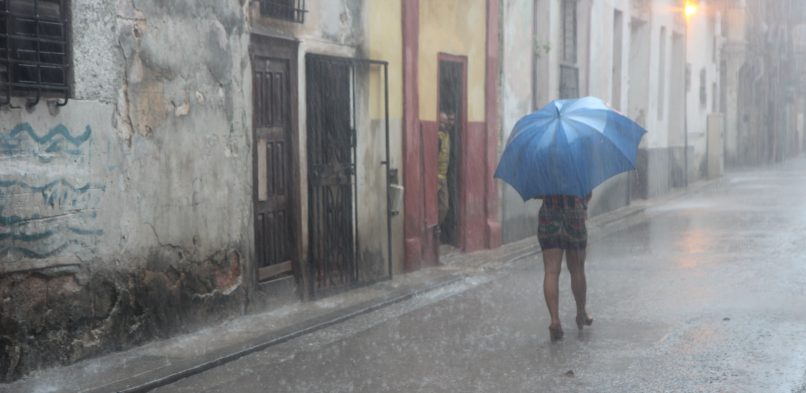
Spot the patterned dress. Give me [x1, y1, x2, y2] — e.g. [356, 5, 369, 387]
[537, 195, 589, 251]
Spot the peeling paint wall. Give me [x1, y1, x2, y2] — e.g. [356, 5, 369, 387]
[0, 0, 252, 381]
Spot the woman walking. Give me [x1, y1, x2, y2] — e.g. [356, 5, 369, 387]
[538, 194, 594, 341]
[493, 97, 646, 341]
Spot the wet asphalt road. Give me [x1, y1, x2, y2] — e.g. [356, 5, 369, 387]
[155, 159, 806, 393]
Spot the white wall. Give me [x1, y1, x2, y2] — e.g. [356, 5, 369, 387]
[500, 0, 539, 242]
[644, 1, 683, 149]
[686, 0, 723, 179]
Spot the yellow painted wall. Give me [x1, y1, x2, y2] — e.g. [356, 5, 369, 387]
[418, 0, 487, 122]
[367, 0, 403, 119]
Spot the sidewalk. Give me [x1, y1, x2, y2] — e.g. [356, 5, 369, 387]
[1, 179, 720, 393]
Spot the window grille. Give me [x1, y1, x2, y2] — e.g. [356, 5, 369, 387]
[561, 0, 577, 64]
[560, 64, 579, 99]
[560, 0, 579, 99]
[657, 26, 667, 120]
[261, 0, 306, 24]
[700, 68, 707, 107]
[0, 0, 70, 107]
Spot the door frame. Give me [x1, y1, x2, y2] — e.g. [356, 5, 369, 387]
[436, 53, 469, 252]
[303, 53, 393, 299]
[249, 34, 305, 296]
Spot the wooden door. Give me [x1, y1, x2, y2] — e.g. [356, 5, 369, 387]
[252, 39, 297, 282]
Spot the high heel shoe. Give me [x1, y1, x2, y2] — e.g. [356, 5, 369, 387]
[576, 313, 593, 330]
[549, 325, 564, 341]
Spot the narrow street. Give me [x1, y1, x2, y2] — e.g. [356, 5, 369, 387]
[152, 159, 806, 393]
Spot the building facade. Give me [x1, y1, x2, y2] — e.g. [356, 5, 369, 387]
[500, 0, 726, 243]
[0, 0, 503, 381]
[729, 0, 806, 166]
[401, 0, 502, 271]
[2, 0, 803, 382]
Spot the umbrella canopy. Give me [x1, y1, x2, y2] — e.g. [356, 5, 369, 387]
[495, 96, 647, 200]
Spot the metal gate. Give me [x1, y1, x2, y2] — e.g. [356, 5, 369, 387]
[306, 54, 391, 297]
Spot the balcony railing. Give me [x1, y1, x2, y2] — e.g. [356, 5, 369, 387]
[260, 0, 306, 24]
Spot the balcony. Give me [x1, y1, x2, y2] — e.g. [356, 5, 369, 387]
[260, 0, 306, 24]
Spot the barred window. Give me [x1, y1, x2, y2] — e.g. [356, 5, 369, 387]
[0, 0, 70, 105]
[657, 26, 667, 120]
[559, 0, 579, 99]
[560, 64, 579, 99]
[260, 0, 307, 24]
[561, 0, 577, 64]
[700, 68, 707, 108]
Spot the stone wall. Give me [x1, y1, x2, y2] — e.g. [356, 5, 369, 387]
[0, 0, 252, 381]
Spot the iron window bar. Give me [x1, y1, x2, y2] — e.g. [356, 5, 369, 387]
[0, 0, 70, 108]
[260, 0, 307, 24]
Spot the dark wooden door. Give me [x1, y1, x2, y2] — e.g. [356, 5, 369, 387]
[253, 50, 295, 282]
[306, 55, 356, 295]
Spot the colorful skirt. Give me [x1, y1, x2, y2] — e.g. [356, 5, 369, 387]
[537, 195, 588, 251]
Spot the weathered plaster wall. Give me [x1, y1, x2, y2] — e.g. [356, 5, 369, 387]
[500, 0, 539, 243]
[533, 0, 591, 106]
[534, 0, 556, 109]
[418, 0, 487, 122]
[722, 6, 747, 166]
[686, 1, 722, 181]
[0, 0, 252, 381]
[643, 1, 681, 150]
[588, 0, 632, 107]
[585, 0, 634, 217]
[367, 0, 404, 274]
[628, 12, 651, 130]
[629, 0, 690, 198]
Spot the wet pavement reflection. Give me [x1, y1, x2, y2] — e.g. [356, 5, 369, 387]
[156, 159, 806, 393]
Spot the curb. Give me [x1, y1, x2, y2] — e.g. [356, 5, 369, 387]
[102, 240, 548, 392]
[56, 179, 717, 393]
[88, 273, 463, 393]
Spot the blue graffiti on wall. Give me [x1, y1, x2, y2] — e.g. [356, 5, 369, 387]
[0, 179, 105, 209]
[0, 122, 92, 163]
[0, 123, 103, 262]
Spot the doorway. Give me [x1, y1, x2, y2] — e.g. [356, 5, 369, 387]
[305, 54, 393, 297]
[306, 55, 356, 296]
[437, 57, 465, 250]
[250, 36, 300, 285]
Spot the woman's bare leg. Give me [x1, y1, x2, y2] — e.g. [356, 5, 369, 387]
[542, 248, 564, 332]
[566, 248, 592, 327]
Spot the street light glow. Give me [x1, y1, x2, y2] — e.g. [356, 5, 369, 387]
[685, 2, 699, 18]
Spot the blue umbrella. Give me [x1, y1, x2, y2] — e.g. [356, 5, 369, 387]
[495, 96, 646, 200]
